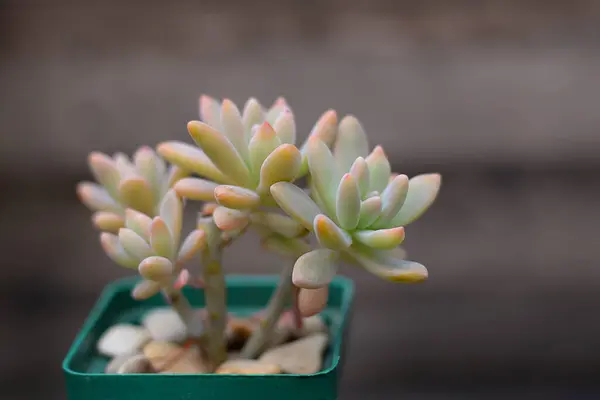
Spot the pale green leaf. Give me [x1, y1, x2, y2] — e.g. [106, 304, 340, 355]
[150, 217, 175, 259]
[100, 232, 139, 269]
[177, 229, 206, 264]
[76, 182, 122, 214]
[389, 173, 441, 227]
[298, 110, 338, 176]
[349, 157, 370, 199]
[242, 98, 265, 139]
[159, 189, 182, 246]
[133, 146, 162, 198]
[292, 249, 339, 289]
[88, 152, 121, 200]
[212, 206, 249, 231]
[250, 212, 307, 239]
[91, 212, 124, 233]
[347, 246, 428, 283]
[270, 182, 322, 231]
[265, 97, 287, 125]
[365, 146, 391, 194]
[174, 177, 218, 202]
[314, 214, 352, 250]
[273, 109, 296, 144]
[125, 209, 152, 241]
[187, 121, 251, 186]
[199, 95, 222, 129]
[113, 152, 137, 179]
[336, 173, 361, 230]
[357, 196, 382, 229]
[117, 228, 153, 261]
[261, 235, 312, 259]
[334, 115, 369, 172]
[221, 99, 250, 163]
[138, 256, 174, 281]
[371, 174, 409, 229]
[248, 122, 281, 183]
[353, 227, 405, 250]
[307, 137, 340, 218]
[119, 177, 155, 216]
[214, 185, 260, 210]
[257, 144, 302, 195]
[156, 141, 232, 184]
[131, 280, 162, 300]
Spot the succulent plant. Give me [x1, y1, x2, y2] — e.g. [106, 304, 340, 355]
[270, 115, 441, 291]
[100, 189, 206, 338]
[76, 147, 188, 232]
[77, 94, 442, 373]
[156, 96, 337, 234]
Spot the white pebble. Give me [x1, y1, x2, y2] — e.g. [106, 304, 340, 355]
[142, 308, 188, 342]
[97, 324, 151, 357]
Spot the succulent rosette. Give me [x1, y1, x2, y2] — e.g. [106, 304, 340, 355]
[270, 115, 441, 289]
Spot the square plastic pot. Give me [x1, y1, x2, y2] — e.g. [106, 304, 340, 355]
[63, 275, 355, 400]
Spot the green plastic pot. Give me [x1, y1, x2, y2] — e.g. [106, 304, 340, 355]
[63, 275, 355, 400]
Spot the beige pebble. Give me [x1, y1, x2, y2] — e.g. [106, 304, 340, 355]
[259, 333, 328, 374]
[117, 354, 153, 374]
[143, 341, 207, 373]
[216, 359, 281, 375]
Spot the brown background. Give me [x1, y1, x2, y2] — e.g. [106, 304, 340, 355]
[1, 1, 600, 399]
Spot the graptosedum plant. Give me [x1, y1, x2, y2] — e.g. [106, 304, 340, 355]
[270, 115, 441, 301]
[77, 94, 441, 373]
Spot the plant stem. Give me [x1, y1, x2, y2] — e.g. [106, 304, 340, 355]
[240, 261, 294, 359]
[200, 222, 228, 370]
[162, 286, 205, 338]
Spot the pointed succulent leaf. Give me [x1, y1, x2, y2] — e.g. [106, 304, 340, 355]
[199, 95, 221, 129]
[133, 146, 162, 197]
[201, 202, 218, 216]
[389, 173, 442, 227]
[113, 152, 137, 179]
[257, 144, 302, 194]
[265, 97, 287, 125]
[118, 228, 153, 261]
[157, 141, 231, 184]
[174, 177, 218, 202]
[165, 165, 189, 191]
[177, 229, 206, 264]
[371, 174, 409, 229]
[348, 246, 428, 283]
[334, 115, 369, 172]
[221, 99, 250, 163]
[365, 146, 391, 194]
[299, 110, 338, 176]
[242, 98, 265, 138]
[250, 212, 308, 238]
[118, 177, 155, 216]
[76, 182, 122, 213]
[138, 256, 174, 281]
[314, 214, 352, 250]
[150, 217, 175, 259]
[125, 209, 152, 241]
[214, 185, 260, 210]
[273, 109, 296, 144]
[357, 196, 382, 229]
[307, 137, 340, 217]
[92, 212, 124, 233]
[100, 233, 139, 269]
[270, 182, 322, 231]
[131, 280, 162, 300]
[349, 157, 370, 199]
[353, 227, 405, 250]
[88, 152, 121, 200]
[187, 121, 251, 186]
[159, 189, 182, 247]
[248, 122, 281, 182]
[292, 249, 339, 289]
[336, 173, 361, 230]
[261, 235, 311, 258]
[212, 207, 249, 231]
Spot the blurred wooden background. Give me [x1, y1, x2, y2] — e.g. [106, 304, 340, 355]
[1, 1, 600, 399]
